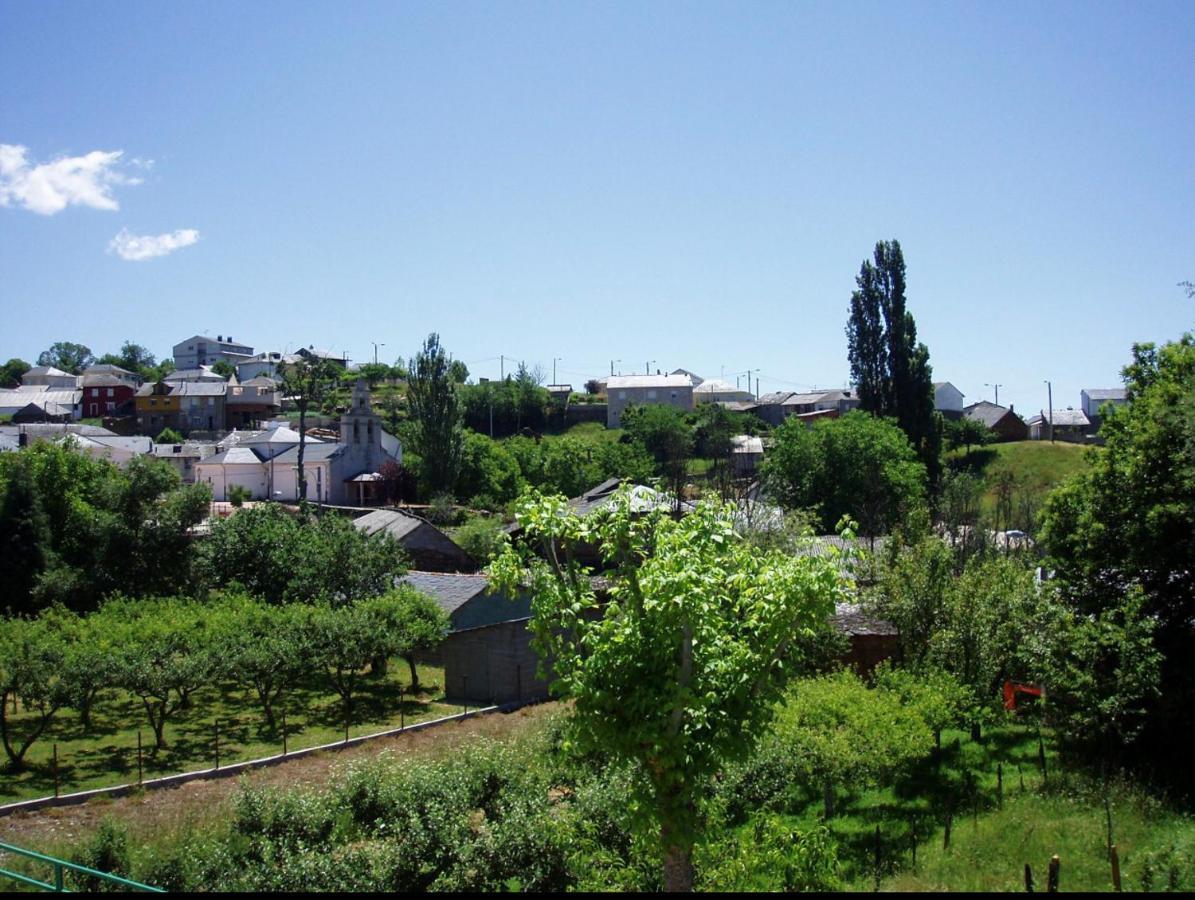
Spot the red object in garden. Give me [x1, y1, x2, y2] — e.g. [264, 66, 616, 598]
[1003, 680, 1043, 710]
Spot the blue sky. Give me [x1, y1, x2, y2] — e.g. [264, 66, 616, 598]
[2, 1, 1192, 416]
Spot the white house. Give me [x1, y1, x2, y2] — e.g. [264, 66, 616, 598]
[606, 374, 695, 428]
[21, 367, 80, 389]
[1080, 388, 1127, 420]
[933, 382, 965, 416]
[693, 379, 754, 404]
[172, 334, 255, 371]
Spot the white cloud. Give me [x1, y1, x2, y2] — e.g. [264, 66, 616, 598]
[108, 227, 199, 261]
[0, 143, 141, 215]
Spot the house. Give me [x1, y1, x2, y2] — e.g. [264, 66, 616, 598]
[0, 386, 82, 420]
[753, 391, 796, 426]
[135, 380, 182, 435]
[82, 364, 140, 386]
[398, 571, 540, 703]
[1027, 408, 1091, 441]
[933, 382, 965, 419]
[693, 379, 754, 404]
[172, 334, 254, 370]
[236, 351, 285, 382]
[69, 434, 153, 467]
[194, 425, 323, 500]
[669, 368, 704, 386]
[962, 401, 1028, 442]
[81, 375, 136, 419]
[295, 346, 349, 367]
[352, 509, 477, 572]
[225, 378, 281, 430]
[21, 366, 80, 389]
[731, 434, 765, 476]
[151, 442, 216, 483]
[175, 382, 228, 434]
[1080, 388, 1127, 423]
[780, 389, 860, 423]
[545, 384, 573, 407]
[832, 603, 900, 674]
[606, 374, 694, 427]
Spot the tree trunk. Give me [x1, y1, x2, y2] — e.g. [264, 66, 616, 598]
[970, 720, 981, 742]
[406, 656, 420, 689]
[823, 780, 836, 819]
[660, 818, 695, 892]
[371, 654, 388, 677]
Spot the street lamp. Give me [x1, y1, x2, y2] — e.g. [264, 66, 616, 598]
[371, 342, 386, 366]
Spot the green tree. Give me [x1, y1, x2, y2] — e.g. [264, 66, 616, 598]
[97, 341, 158, 379]
[1039, 333, 1195, 757]
[359, 587, 450, 689]
[489, 489, 847, 891]
[279, 357, 340, 502]
[0, 455, 51, 616]
[454, 430, 524, 508]
[846, 240, 941, 484]
[0, 617, 68, 769]
[407, 334, 464, 495]
[945, 416, 991, 455]
[211, 359, 236, 379]
[772, 671, 932, 818]
[620, 404, 694, 506]
[761, 411, 926, 538]
[0, 358, 30, 388]
[36, 341, 94, 374]
[106, 597, 216, 749]
[153, 427, 184, 445]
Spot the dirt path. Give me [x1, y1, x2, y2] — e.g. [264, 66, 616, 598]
[1, 703, 558, 853]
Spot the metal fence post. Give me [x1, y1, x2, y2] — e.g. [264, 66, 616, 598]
[52, 744, 59, 799]
[281, 706, 288, 757]
[137, 731, 143, 785]
[214, 720, 220, 771]
[398, 686, 404, 731]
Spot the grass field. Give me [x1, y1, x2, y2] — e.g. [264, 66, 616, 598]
[724, 721, 1195, 892]
[0, 661, 457, 804]
[949, 440, 1094, 517]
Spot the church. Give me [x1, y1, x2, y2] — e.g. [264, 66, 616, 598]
[196, 380, 401, 505]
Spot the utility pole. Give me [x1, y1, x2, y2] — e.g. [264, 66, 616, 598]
[372, 342, 385, 366]
[1044, 380, 1054, 443]
[553, 357, 561, 385]
[985, 382, 1003, 405]
[500, 355, 505, 380]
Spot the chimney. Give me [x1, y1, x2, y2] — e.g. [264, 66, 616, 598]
[1009, 403, 1015, 412]
[218, 335, 223, 341]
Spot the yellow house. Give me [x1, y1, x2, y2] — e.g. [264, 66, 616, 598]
[135, 381, 181, 435]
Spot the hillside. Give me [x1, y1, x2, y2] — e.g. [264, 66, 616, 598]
[949, 440, 1095, 522]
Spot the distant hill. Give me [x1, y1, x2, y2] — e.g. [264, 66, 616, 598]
[948, 440, 1095, 523]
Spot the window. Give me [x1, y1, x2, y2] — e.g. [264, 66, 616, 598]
[107, 388, 114, 398]
[647, 390, 657, 399]
[618, 391, 627, 400]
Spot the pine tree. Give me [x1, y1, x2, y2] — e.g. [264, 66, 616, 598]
[846, 240, 941, 485]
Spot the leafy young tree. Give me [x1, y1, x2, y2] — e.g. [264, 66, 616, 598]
[153, 427, 184, 445]
[359, 587, 450, 688]
[36, 341, 94, 374]
[106, 597, 217, 749]
[0, 617, 69, 769]
[454, 430, 524, 508]
[872, 662, 969, 751]
[210, 359, 236, 380]
[41, 606, 117, 731]
[772, 671, 933, 818]
[97, 341, 158, 379]
[845, 240, 941, 484]
[489, 489, 848, 890]
[407, 333, 464, 495]
[760, 411, 926, 539]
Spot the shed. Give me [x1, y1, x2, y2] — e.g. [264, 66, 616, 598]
[353, 509, 477, 572]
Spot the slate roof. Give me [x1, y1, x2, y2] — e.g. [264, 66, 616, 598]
[0, 423, 115, 438]
[174, 382, 228, 397]
[693, 378, 744, 394]
[78, 435, 153, 455]
[607, 374, 692, 389]
[270, 442, 346, 463]
[81, 374, 133, 388]
[782, 391, 832, 406]
[1032, 408, 1090, 427]
[200, 446, 265, 465]
[755, 391, 795, 405]
[567, 478, 695, 516]
[398, 572, 491, 616]
[354, 509, 434, 540]
[1083, 388, 1126, 402]
[964, 401, 1016, 428]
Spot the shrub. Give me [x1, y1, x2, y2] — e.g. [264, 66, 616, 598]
[227, 484, 252, 507]
[69, 818, 131, 891]
[453, 514, 508, 564]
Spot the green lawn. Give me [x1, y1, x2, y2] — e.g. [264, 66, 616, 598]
[0, 661, 457, 804]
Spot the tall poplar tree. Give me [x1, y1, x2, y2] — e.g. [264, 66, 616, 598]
[407, 333, 463, 494]
[846, 240, 941, 485]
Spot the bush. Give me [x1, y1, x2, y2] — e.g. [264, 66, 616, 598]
[227, 484, 252, 507]
[453, 513, 508, 564]
[698, 817, 844, 892]
[69, 818, 131, 891]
